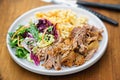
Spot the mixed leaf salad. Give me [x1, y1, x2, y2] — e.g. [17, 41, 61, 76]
[9, 19, 58, 65]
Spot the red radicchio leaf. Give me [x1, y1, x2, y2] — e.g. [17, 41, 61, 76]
[22, 32, 33, 38]
[30, 52, 40, 66]
[37, 19, 53, 32]
[37, 19, 58, 39]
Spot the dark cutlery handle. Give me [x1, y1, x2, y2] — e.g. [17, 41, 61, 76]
[77, 1, 120, 11]
[78, 5, 118, 26]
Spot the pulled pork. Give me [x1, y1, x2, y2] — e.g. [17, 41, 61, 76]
[36, 24, 103, 70]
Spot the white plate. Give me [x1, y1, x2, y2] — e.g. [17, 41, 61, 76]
[6, 5, 108, 76]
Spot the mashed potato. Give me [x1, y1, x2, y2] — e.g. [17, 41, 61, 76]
[35, 9, 88, 38]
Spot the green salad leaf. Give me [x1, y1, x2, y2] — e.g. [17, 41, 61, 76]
[47, 26, 53, 32]
[27, 23, 39, 41]
[14, 25, 27, 36]
[16, 47, 29, 58]
[17, 27, 27, 36]
[38, 33, 43, 41]
[8, 32, 14, 37]
[9, 38, 18, 48]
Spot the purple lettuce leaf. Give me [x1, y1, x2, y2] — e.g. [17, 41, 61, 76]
[37, 19, 53, 32]
[37, 19, 58, 39]
[22, 32, 33, 38]
[30, 52, 40, 66]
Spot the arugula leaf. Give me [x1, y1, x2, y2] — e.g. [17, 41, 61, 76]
[47, 26, 53, 32]
[8, 32, 14, 37]
[9, 25, 27, 41]
[9, 38, 18, 48]
[27, 23, 39, 41]
[16, 47, 29, 58]
[38, 33, 43, 41]
[17, 25, 27, 36]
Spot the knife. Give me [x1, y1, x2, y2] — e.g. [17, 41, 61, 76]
[77, 0, 120, 11]
[42, 0, 119, 26]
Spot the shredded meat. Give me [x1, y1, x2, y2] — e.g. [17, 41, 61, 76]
[42, 54, 61, 70]
[61, 51, 76, 67]
[36, 24, 103, 70]
[71, 25, 102, 56]
[75, 53, 85, 66]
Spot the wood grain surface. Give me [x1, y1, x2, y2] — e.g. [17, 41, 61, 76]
[0, 0, 120, 80]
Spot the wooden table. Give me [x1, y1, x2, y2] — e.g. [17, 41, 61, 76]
[0, 0, 120, 80]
